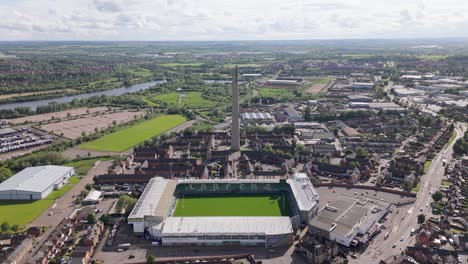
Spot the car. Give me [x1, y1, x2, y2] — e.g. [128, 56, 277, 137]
[400, 236, 404, 241]
[420, 208, 423, 212]
[392, 244, 397, 248]
[426, 203, 429, 207]
[384, 233, 389, 239]
[410, 229, 415, 235]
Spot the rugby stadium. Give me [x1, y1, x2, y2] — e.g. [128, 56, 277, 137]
[128, 173, 319, 247]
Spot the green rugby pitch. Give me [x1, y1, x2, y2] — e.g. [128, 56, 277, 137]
[80, 114, 186, 152]
[173, 194, 292, 217]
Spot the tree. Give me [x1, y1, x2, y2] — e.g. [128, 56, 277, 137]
[418, 214, 426, 226]
[99, 214, 109, 225]
[432, 191, 444, 202]
[147, 255, 155, 264]
[1, 222, 10, 232]
[85, 184, 93, 191]
[116, 195, 137, 216]
[87, 213, 96, 224]
[356, 147, 369, 158]
[11, 224, 19, 232]
[304, 106, 311, 121]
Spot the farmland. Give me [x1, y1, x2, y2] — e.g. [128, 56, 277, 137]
[80, 114, 187, 152]
[154, 92, 218, 109]
[39, 110, 145, 139]
[160, 62, 204, 67]
[8, 107, 109, 124]
[173, 194, 292, 217]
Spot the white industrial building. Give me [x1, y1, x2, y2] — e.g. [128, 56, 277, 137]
[308, 195, 391, 247]
[241, 112, 274, 124]
[0, 165, 75, 200]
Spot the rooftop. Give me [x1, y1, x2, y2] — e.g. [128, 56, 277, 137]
[309, 195, 391, 238]
[161, 216, 293, 236]
[241, 112, 273, 120]
[128, 177, 175, 220]
[0, 166, 74, 193]
[287, 173, 319, 212]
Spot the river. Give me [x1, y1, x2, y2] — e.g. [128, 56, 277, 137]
[0, 80, 165, 111]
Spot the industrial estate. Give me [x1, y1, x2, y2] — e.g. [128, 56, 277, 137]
[0, 39, 467, 264]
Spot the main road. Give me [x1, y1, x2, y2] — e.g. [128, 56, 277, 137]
[355, 122, 466, 263]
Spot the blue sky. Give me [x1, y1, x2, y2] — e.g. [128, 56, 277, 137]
[0, 0, 467, 41]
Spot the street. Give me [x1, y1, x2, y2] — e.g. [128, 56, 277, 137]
[355, 122, 466, 263]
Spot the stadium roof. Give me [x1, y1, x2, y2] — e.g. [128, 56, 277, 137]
[161, 217, 293, 236]
[287, 173, 319, 212]
[241, 112, 273, 120]
[0, 166, 74, 193]
[128, 177, 176, 220]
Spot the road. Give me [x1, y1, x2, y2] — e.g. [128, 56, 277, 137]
[355, 122, 466, 263]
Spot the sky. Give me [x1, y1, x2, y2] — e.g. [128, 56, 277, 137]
[0, 0, 467, 41]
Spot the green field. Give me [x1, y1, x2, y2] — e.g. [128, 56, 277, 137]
[0, 176, 79, 228]
[80, 115, 187, 152]
[173, 194, 292, 217]
[154, 92, 217, 108]
[64, 157, 115, 175]
[161, 62, 204, 67]
[223, 63, 264, 68]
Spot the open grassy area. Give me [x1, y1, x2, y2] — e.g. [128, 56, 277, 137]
[441, 180, 452, 187]
[424, 160, 432, 173]
[411, 182, 421, 193]
[445, 131, 457, 149]
[173, 194, 292, 217]
[258, 88, 295, 99]
[154, 92, 218, 109]
[80, 115, 187, 152]
[160, 62, 204, 67]
[64, 157, 115, 175]
[0, 176, 79, 228]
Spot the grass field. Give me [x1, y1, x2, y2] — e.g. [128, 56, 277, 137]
[0, 176, 79, 228]
[80, 114, 186, 152]
[64, 157, 115, 175]
[424, 160, 432, 173]
[173, 194, 292, 217]
[154, 92, 218, 108]
[161, 62, 204, 67]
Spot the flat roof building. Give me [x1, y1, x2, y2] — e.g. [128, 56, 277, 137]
[308, 195, 391, 247]
[0, 166, 74, 200]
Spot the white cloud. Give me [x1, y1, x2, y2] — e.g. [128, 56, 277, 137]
[0, 0, 467, 40]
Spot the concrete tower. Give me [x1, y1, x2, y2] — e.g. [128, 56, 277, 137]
[231, 66, 241, 151]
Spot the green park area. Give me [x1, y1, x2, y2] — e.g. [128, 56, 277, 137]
[154, 92, 218, 109]
[0, 177, 79, 228]
[173, 194, 292, 217]
[161, 62, 204, 67]
[80, 115, 187, 152]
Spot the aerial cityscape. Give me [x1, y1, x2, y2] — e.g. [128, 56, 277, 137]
[0, 1, 468, 264]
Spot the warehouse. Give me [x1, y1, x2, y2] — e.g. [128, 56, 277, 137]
[0, 165, 75, 200]
[241, 112, 274, 125]
[308, 195, 390, 247]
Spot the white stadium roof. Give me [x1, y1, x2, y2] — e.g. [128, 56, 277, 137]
[128, 177, 172, 220]
[0, 165, 73, 193]
[288, 173, 319, 212]
[161, 217, 293, 236]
